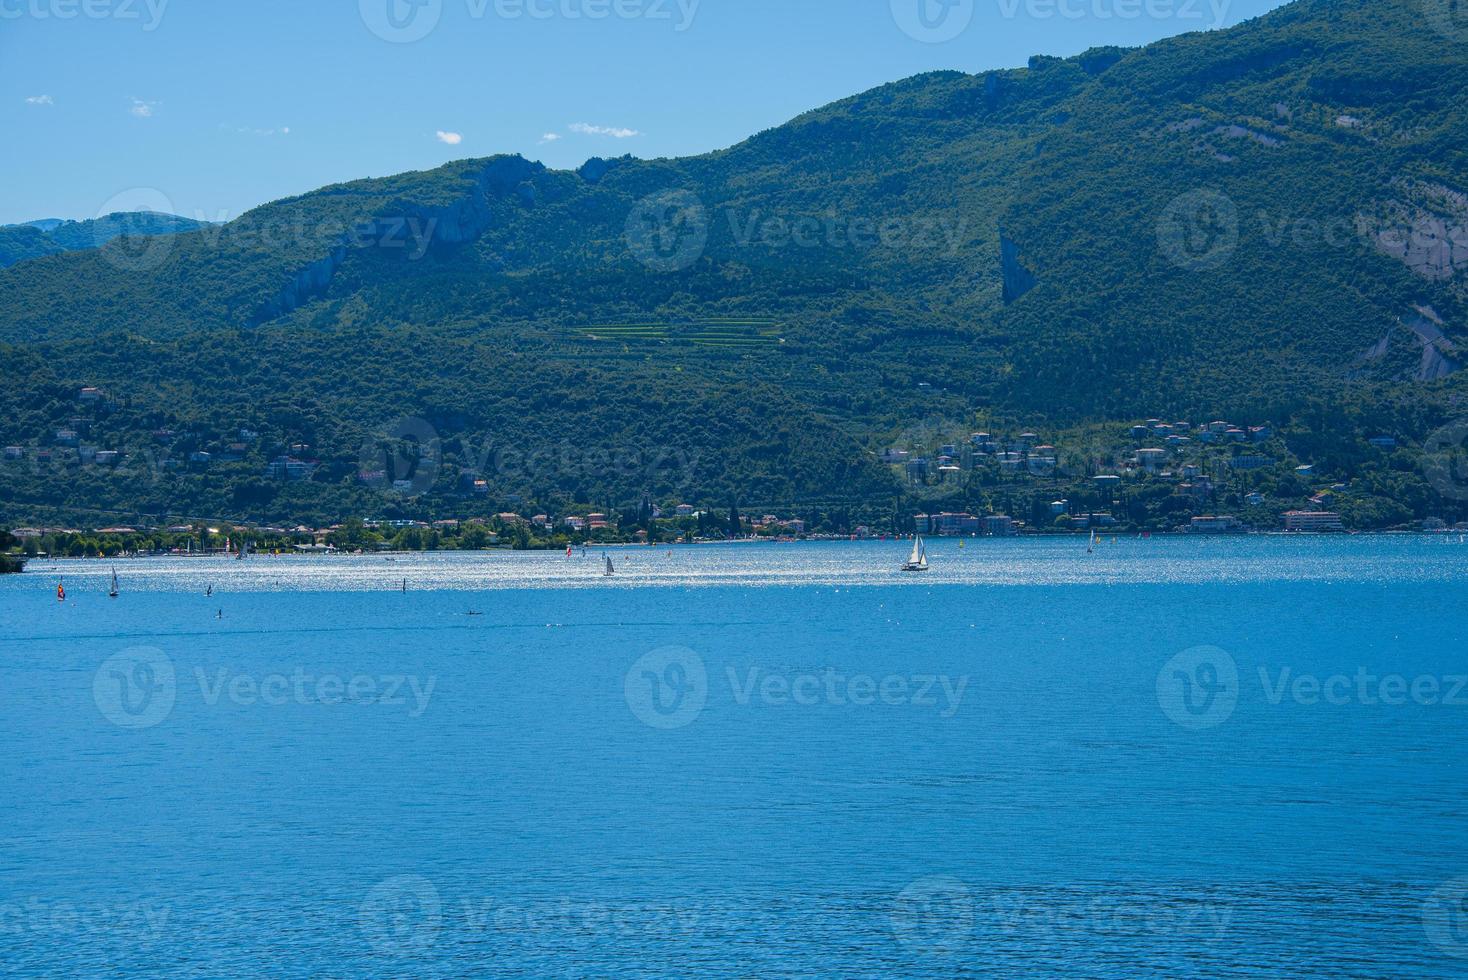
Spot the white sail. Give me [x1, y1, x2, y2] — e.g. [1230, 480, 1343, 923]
[902, 535, 928, 571]
[605, 555, 615, 575]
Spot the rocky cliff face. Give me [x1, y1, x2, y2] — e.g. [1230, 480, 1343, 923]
[1358, 180, 1468, 285]
[1000, 234, 1038, 304]
[1355, 305, 1460, 381]
[251, 156, 546, 325]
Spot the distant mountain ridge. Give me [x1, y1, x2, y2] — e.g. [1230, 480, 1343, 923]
[0, 211, 217, 269]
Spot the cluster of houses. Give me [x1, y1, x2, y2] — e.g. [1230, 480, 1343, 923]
[913, 513, 1018, 537]
[875, 416, 1419, 534]
[3, 391, 1426, 537]
[884, 431, 1060, 483]
[2, 387, 326, 482]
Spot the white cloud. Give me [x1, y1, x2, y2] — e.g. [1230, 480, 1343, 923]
[232, 125, 290, 136]
[539, 132, 561, 144]
[436, 130, 463, 145]
[25, 95, 54, 106]
[130, 98, 159, 118]
[569, 122, 640, 139]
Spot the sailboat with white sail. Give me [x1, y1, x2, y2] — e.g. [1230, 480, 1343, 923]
[604, 554, 615, 577]
[109, 567, 119, 598]
[901, 535, 929, 573]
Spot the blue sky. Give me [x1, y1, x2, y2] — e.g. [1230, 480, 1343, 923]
[1, 0, 1289, 225]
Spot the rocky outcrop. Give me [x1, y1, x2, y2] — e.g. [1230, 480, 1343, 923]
[1357, 179, 1468, 283]
[1075, 46, 1124, 76]
[253, 247, 348, 323]
[1000, 234, 1038, 304]
[1356, 305, 1460, 381]
[578, 157, 626, 184]
[251, 156, 544, 325]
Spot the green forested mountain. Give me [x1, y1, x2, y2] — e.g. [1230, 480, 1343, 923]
[2, 0, 1467, 529]
[0, 212, 217, 270]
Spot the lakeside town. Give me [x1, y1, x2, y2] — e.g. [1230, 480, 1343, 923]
[3, 389, 1467, 561]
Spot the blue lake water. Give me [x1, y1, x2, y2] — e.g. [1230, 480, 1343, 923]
[3, 536, 1468, 977]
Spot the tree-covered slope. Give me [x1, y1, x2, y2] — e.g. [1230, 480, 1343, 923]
[1, 0, 1466, 526]
[0, 211, 217, 270]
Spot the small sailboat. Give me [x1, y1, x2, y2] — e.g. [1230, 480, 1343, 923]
[1087, 529, 1097, 555]
[604, 554, 615, 577]
[236, 539, 250, 561]
[109, 567, 119, 598]
[56, 580, 66, 602]
[901, 535, 929, 572]
[205, 583, 213, 597]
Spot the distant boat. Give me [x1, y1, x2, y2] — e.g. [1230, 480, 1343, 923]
[109, 567, 119, 598]
[604, 554, 615, 576]
[205, 583, 213, 597]
[1088, 529, 1098, 555]
[901, 535, 929, 573]
[56, 580, 65, 602]
[237, 539, 250, 560]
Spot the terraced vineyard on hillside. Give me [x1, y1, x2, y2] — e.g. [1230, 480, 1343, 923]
[575, 318, 782, 350]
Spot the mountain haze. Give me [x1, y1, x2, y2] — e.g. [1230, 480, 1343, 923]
[0, 212, 217, 270]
